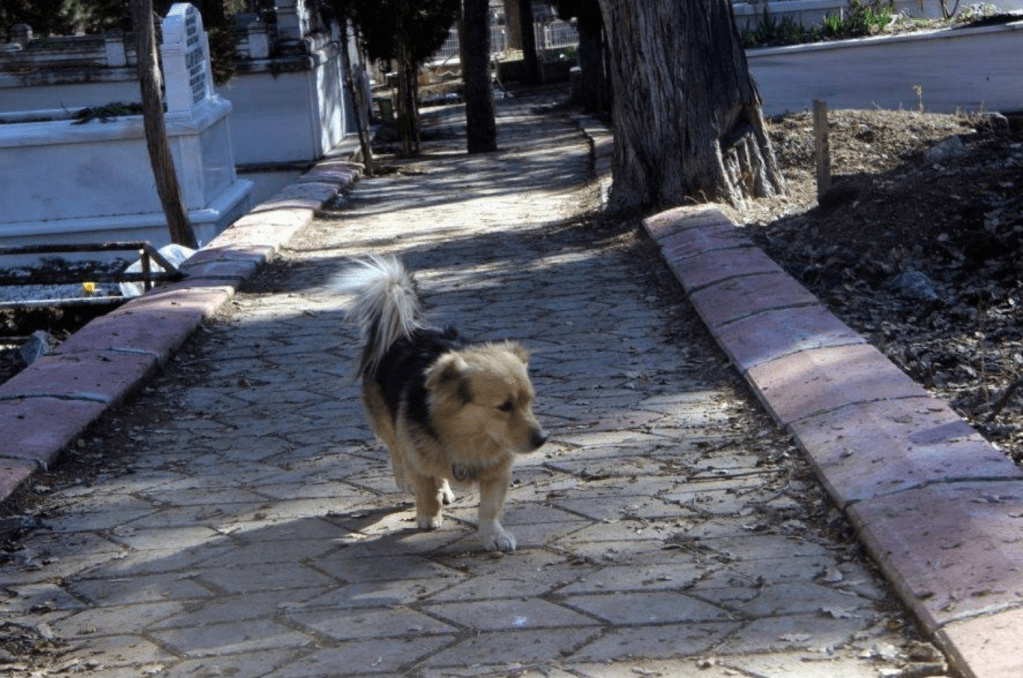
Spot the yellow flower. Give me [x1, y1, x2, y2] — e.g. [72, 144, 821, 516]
[82, 282, 96, 296]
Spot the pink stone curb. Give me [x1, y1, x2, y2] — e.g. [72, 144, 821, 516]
[0, 158, 361, 491]
[689, 271, 819, 328]
[744, 342, 929, 423]
[642, 203, 1023, 678]
[939, 608, 1023, 678]
[848, 481, 1023, 632]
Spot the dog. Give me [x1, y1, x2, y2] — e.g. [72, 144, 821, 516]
[338, 255, 547, 551]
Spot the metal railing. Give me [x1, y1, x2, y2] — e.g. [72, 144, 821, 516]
[0, 242, 186, 310]
[431, 18, 579, 64]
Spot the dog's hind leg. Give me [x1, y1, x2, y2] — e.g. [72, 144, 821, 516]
[476, 471, 515, 552]
[411, 472, 445, 530]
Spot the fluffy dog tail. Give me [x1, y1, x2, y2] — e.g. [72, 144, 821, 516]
[337, 255, 423, 378]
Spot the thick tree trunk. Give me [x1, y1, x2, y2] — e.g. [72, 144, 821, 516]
[462, 0, 497, 153]
[596, 0, 785, 213]
[130, 0, 197, 248]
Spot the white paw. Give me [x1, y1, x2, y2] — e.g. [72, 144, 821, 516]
[438, 480, 455, 506]
[417, 513, 443, 530]
[479, 524, 516, 552]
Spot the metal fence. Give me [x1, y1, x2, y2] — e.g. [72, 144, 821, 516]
[431, 18, 579, 64]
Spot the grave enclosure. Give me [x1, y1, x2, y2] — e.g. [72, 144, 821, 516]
[0, 0, 352, 255]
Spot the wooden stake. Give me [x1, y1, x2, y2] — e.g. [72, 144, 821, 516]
[813, 99, 832, 198]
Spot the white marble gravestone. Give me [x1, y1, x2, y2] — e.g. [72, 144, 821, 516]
[0, 2, 252, 253]
[161, 3, 215, 114]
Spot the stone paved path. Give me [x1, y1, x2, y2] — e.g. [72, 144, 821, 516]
[0, 94, 950, 677]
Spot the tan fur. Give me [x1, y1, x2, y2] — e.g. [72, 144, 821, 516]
[362, 341, 545, 551]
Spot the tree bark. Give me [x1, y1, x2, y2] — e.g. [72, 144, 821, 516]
[129, 0, 197, 249]
[596, 0, 785, 214]
[340, 15, 374, 176]
[462, 0, 497, 153]
[517, 0, 540, 84]
[575, 8, 607, 116]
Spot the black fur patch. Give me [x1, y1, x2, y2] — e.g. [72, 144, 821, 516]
[372, 326, 464, 436]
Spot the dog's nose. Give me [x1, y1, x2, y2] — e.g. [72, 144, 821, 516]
[530, 431, 548, 450]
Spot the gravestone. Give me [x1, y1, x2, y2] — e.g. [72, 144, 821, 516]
[0, 2, 253, 253]
[161, 3, 215, 114]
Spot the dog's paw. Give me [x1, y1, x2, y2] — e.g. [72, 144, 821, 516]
[417, 513, 443, 530]
[479, 523, 516, 552]
[438, 479, 455, 506]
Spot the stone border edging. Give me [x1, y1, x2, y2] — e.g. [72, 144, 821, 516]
[645, 204, 1023, 678]
[574, 110, 1022, 678]
[0, 159, 362, 504]
[584, 136, 1023, 677]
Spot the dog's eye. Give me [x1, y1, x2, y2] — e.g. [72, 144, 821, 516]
[497, 400, 515, 413]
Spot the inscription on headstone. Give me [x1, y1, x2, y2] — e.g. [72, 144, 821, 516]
[161, 3, 214, 114]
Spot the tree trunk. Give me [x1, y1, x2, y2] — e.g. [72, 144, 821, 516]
[517, 0, 540, 84]
[596, 0, 785, 214]
[395, 23, 416, 158]
[340, 15, 374, 176]
[129, 0, 198, 249]
[575, 10, 607, 117]
[462, 0, 497, 153]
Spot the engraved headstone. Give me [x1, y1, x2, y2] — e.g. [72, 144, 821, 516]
[161, 3, 214, 114]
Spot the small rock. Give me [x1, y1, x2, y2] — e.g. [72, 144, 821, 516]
[19, 330, 54, 365]
[893, 270, 940, 302]
[924, 136, 966, 163]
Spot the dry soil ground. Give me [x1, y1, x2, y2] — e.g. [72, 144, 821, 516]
[727, 107, 1023, 466]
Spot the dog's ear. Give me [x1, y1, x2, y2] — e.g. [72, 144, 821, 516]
[504, 341, 530, 365]
[426, 352, 469, 389]
[426, 353, 473, 407]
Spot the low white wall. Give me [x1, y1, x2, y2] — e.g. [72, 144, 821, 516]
[0, 96, 253, 249]
[734, 0, 1023, 30]
[749, 19, 1023, 115]
[0, 43, 348, 167]
[217, 47, 346, 165]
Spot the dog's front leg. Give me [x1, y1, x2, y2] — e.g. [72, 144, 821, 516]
[477, 472, 515, 551]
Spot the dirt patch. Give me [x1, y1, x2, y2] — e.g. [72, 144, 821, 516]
[725, 107, 1023, 464]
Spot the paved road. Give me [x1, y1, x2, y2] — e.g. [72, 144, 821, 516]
[1, 93, 950, 677]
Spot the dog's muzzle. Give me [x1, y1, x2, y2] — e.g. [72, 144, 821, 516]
[528, 430, 548, 451]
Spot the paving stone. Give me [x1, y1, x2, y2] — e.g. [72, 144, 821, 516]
[562, 590, 731, 624]
[425, 598, 598, 631]
[191, 561, 338, 595]
[571, 622, 740, 662]
[151, 618, 313, 657]
[268, 636, 453, 677]
[427, 628, 602, 669]
[714, 614, 874, 655]
[159, 650, 301, 678]
[289, 606, 457, 639]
